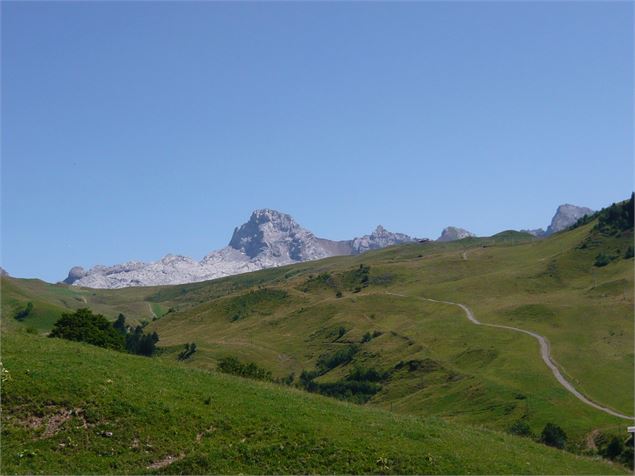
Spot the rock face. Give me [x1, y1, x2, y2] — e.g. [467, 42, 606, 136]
[67, 209, 414, 289]
[351, 225, 413, 253]
[437, 226, 475, 242]
[546, 204, 593, 235]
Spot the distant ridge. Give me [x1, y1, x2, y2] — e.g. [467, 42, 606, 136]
[65, 210, 415, 289]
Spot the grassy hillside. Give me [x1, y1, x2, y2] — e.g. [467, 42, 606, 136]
[0, 331, 625, 475]
[2, 208, 633, 447]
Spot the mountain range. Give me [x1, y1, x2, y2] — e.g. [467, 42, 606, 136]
[63, 204, 593, 289]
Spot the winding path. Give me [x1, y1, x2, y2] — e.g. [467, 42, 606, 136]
[387, 292, 634, 421]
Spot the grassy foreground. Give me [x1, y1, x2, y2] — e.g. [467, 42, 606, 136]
[0, 331, 625, 475]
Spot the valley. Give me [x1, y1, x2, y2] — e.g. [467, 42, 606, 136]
[2, 198, 633, 474]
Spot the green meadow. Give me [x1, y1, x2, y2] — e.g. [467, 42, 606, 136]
[2, 205, 633, 473]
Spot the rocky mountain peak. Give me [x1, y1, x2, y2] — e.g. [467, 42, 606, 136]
[351, 225, 414, 254]
[437, 226, 476, 242]
[546, 204, 593, 235]
[63, 210, 416, 289]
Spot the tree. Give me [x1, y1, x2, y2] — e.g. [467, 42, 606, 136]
[540, 423, 567, 449]
[508, 420, 533, 437]
[113, 313, 127, 334]
[603, 436, 624, 460]
[14, 302, 34, 321]
[49, 308, 125, 351]
[126, 326, 159, 356]
[178, 342, 197, 360]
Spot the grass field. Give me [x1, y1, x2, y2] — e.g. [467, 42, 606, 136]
[2, 212, 633, 463]
[0, 331, 626, 475]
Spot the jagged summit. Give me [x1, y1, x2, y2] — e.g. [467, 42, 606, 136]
[522, 203, 594, 237]
[546, 204, 593, 235]
[351, 225, 414, 253]
[65, 209, 414, 289]
[228, 209, 325, 261]
[437, 226, 475, 242]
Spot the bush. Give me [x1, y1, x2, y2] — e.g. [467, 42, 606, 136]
[594, 252, 613, 267]
[125, 325, 159, 356]
[316, 345, 359, 373]
[50, 308, 125, 351]
[540, 423, 567, 449]
[14, 302, 34, 321]
[217, 357, 272, 381]
[603, 436, 624, 460]
[178, 342, 197, 360]
[508, 420, 533, 437]
[625, 246, 634, 259]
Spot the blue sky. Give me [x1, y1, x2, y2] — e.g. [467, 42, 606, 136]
[2, 1, 633, 282]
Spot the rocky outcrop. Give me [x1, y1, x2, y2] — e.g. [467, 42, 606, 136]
[437, 226, 475, 242]
[546, 204, 593, 235]
[351, 225, 414, 253]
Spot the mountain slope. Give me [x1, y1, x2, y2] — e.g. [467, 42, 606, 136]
[0, 331, 625, 475]
[5, 208, 632, 446]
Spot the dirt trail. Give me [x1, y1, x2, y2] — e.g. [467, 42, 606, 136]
[387, 292, 634, 421]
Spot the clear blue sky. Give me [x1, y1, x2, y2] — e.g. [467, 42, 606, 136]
[2, 1, 633, 282]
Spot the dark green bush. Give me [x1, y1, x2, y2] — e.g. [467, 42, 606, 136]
[540, 423, 567, 449]
[50, 308, 125, 351]
[14, 302, 34, 321]
[217, 357, 272, 381]
[508, 420, 533, 437]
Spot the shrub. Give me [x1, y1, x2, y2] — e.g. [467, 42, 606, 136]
[217, 357, 272, 381]
[316, 345, 359, 372]
[14, 302, 34, 321]
[603, 436, 624, 460]
[178, 342, 197, 360]
[50, 308, 125, 351]
[594, 252, 612, 267]
[625, 246, 634, 259]
[125, 326, 159, 356]
[508, 420, 533, 437]
[540, 423, 567, 449]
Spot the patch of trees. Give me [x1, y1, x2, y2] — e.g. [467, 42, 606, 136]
[361, 330, 382, 343]
[297, 344, 389, 403]
[595, 193, 634, 235]
[593, 252, 619, 267]
[299, 364, 389, 403]
[49, 308, 125, 351]
[593, 431, 634, 469]
[302, 272, 337, 292]
[14, 302, 34, 321]
[112, 313, 159, 356]
[316, 345, 359, 373]
[343, 264, 370, 293]
[49, 309, 159, 356]
[217, 357, 272, 381]
[178, 342, 197, 360]
[569, 194, 634, 233]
